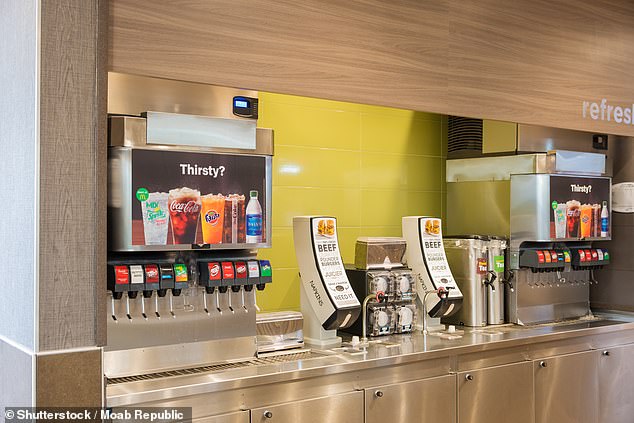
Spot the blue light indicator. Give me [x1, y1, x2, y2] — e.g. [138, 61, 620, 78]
[235, 100, 248, 108]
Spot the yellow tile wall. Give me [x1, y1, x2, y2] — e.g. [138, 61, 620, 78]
[256, 92, 446, 311]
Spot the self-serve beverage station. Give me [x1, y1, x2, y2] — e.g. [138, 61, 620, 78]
[447, 149, 612, 325]
[105, 93, 275, 378]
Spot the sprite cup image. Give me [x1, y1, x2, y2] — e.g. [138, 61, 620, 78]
[141, 192, 169, 245]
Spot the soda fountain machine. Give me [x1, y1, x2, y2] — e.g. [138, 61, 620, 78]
[447, 149, 611, 325]
[105, 96, 274, 378]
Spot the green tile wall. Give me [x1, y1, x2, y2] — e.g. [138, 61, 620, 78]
[256, 92, 446, 311]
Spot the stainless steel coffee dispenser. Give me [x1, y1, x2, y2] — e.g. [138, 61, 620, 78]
[441, 236, 508, 327]
[441, 236, 489, 327]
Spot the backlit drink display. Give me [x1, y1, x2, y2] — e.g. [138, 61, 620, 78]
[548, 175, 610, 241]
[126, 149, 268, 249]
[201, 194, 225, 244]
[168, 187, 202, 244]
[140, 192, 169, 245]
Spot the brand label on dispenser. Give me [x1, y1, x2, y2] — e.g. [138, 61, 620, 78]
[550, 251, 559, 263]
[247, 260, 260, 278]
[235, 262, 247, 279]
[174, 264, 188, 282]
[208, 262, 222, 280]
[493, 256, 505, 272]
[114, 266, 130, 285]
[477, 258, 488, 274]
[129, 265, 144, 284]
[536, 251, 545, 264]
[310, 218, 359, 308]
[159, 264, 174, 281]
[144, 265, 160, 283]
[221, 262, 235, 279]
[597, 249, 604, 261]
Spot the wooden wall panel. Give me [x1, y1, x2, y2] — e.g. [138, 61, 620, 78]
[109, 0, 634, 137]
[447, 0, 634, 135]
[108, 0, 449, 115]
[39, 0, 106, 350]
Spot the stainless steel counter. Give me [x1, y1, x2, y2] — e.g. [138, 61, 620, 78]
[107, 315, 634, 408]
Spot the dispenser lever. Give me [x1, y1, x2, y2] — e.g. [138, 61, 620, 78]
[484, 271, 497, 291]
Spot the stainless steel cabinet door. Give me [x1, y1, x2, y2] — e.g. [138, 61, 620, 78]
[598, 344, 634, 423]
[534, 350, 598, 423]
[365, 374, 456, 423]
[251, 390, 363, 423]
[458, 361, 533, 423]
[192, 411, 249, 423]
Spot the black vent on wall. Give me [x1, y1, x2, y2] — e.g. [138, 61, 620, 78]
[447, 116, 483, 159]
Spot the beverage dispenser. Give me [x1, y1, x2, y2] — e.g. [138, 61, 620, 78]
[105, 103, 274, 378]
[447, 150, 611, 325]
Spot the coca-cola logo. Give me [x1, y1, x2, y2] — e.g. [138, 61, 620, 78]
[236, 265, 247, 273]
[209, 264, 220, 277]
[205, 210, 221, 225]
[146, 269, 158, 278]
[170, 200, 201, 214]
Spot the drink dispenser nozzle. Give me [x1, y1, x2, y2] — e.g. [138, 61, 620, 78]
[589, 268, 598, 285]
[483, 271, 497, 291]
[172, 263, 190, 297]
[504, 269, 515, 292]
[158, 264, 176, 318]
[257, 260, 273, 291]
[198, 262, 222, 315]
[247, 260, 261, 312]
[220, 262, 236, 313]
[108, 265, 130, 321]
[234, 262, 249, 312]
[555, 270, 566, 285]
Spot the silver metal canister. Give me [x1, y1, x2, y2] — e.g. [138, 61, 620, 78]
[441, 236, 489, 327]
[486, 236, 507, 325]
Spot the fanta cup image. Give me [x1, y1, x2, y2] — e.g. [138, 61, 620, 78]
[201, 194, 225, 244]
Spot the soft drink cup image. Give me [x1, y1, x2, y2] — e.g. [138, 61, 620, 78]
[168, 187, 202, 244]
[554, 203, 566, 238]
[591, 204, 601, 237]
[223, 194, 246, 244]
[566, 200, 581, 238]
[201, 194, 225, 244]
[141, 192, 169, 245]
[580, 204, 592, 238]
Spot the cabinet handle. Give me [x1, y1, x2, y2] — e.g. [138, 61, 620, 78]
[539, 361, 547, 368]
[374, 390, 384, 398]
[465, 374, 474, 381]
[603, 350, 610, 356]
[263, 410, 273, 419]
